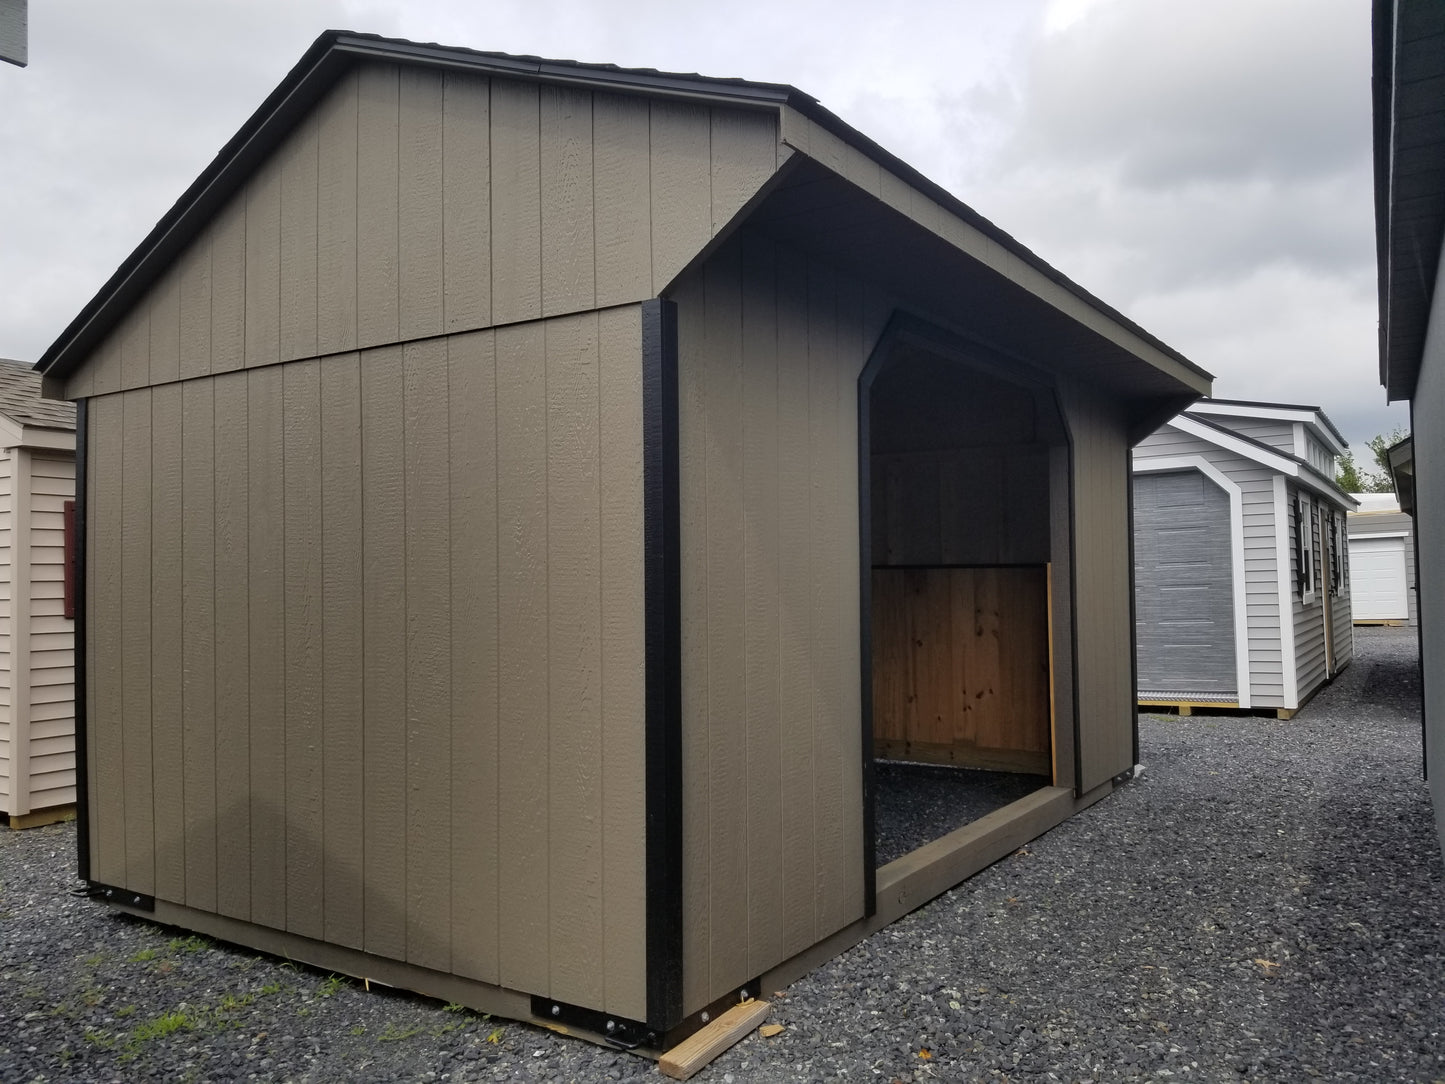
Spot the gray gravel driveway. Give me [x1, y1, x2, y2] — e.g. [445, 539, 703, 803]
[3, 627, 1442, 1082]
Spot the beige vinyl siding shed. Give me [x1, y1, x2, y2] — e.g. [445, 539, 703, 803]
[0, 360, 77, 828]
[37, 31, 1211, 1050]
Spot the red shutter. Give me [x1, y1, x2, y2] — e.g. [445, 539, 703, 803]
[63, 499, 76, 620]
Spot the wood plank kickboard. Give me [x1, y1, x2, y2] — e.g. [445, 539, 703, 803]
[659, 1000, 771, 1080]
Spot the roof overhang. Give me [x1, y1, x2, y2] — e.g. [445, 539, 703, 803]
[1141, 414, 1358, 510]
[727, 155, 1209, 417]
[1388, 433, 1416, 514]
[1373, 0, 1445, 402]
[1186, 399, 1349, 455]
[37, 29, 1211, 416]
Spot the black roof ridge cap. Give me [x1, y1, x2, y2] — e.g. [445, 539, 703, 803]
[330, 32, 803, 106]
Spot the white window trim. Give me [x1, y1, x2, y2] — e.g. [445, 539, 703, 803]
[1133, 455, 1251, 709]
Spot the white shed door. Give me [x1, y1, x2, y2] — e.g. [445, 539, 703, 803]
[1349, 537, 1408, 620]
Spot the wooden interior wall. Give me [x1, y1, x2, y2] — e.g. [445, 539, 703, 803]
[83, 310, 649, 1021]
[870, 447, 1050, 566]
[63, 62, 786, 403]
[871, 567, 1050, 774]
[673, 230, 891, 1016]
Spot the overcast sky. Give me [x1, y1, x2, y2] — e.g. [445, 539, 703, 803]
[0, 0, 1406, 459]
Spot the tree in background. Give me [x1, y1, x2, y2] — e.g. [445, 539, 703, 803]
[1337, 427, 1409, 493]
[1336, 451, 1367, 492]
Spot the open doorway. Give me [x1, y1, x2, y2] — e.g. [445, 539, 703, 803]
[862, 329, 1068, 867]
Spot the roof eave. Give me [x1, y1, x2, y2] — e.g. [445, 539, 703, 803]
[782, 98, 1209, 389]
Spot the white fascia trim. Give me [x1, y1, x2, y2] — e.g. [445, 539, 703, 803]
[1170, 414, 1297, 473]
[1274, 476, 1301, 709]
[1188, 401, 1347, 455]
[1292, 421, 1307, 460]
[7, 427, 75, 453]
[1133, 454, 1251, 709]
[1349, 531, 1410, 541]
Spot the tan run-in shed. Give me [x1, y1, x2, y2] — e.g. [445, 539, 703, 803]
[0, 360, 77, 829]
[36, 32, 1210, 1050]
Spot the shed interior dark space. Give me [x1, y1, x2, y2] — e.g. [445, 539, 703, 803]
[867, 343, 1064, 866]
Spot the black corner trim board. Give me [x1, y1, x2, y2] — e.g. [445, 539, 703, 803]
[74, 399, 91, 883]
[642, 299, 684, 1031]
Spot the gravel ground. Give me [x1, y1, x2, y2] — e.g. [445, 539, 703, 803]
[3, 627, 1442, 1082]
[874, 763, 1051, 865]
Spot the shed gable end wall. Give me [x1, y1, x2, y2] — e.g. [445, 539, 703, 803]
[83, 310, 648, 1019]
[1134, 426, 1287, 707]
[64, 63, 785, 401]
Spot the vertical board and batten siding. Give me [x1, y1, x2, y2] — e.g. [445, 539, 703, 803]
[1061, 379, 1134, 792]
[23, 453, 78, 812]
[672, 230, 890, 1015]
[1133, 425, 1288, 707]
[82, 310, 650, 1019]
[65, 61, 794, 1020]
[61, 63, 787, 404]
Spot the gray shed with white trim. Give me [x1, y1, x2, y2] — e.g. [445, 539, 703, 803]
[1133, 400, 1357, 717]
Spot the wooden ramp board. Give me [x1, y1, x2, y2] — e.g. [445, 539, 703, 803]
[659, 999, 770, 1080]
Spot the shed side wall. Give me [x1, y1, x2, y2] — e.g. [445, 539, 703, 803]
[23, 452, 77, 812]
[673, 230, 890, 1014]
[61, 63, 785, 403]
[1292, 490, 1329, 700]
[1061, 379, 1134, 791]
[0, 450, 12, 811]
[83, 309, 648, 1019]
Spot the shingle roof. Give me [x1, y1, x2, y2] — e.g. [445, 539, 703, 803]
[0, 360, 77, 430]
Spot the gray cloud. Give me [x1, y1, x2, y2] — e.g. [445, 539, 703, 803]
[1, 0, 1395, 454]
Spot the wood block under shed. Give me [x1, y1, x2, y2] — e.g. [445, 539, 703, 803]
[658, 999, 771, 1080]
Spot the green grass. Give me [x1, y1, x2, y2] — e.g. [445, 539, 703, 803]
[115, 1004, 137, 1018]
[318, 974, 349, 998]
[376, 1021, 426, 1042]
[126, 947, 161, 963]
[130, 1010, 193, 1043]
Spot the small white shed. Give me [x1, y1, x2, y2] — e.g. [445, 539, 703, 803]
[0, 360, 77, 827]
[1133, 399, 1357, 718]
[1347, 493, 1416, 626]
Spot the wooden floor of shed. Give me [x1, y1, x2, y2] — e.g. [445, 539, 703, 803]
[873, 761, 1051, 866]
